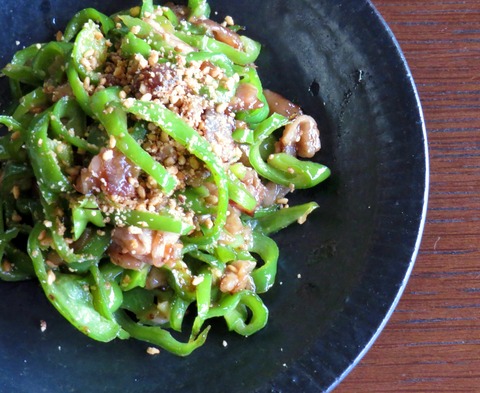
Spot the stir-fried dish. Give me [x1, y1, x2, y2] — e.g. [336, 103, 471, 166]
[0, 0, 330, 355]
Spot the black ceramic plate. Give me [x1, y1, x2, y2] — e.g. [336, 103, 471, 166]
[0, 1, 428, 392]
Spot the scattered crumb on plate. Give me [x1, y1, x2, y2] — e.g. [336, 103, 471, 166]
[146, 347, 160, 355]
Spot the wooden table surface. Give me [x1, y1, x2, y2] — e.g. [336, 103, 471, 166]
[337, 1, 480, 392]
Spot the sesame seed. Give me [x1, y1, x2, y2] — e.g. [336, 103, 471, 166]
[109, 135, 117, 148]
[130, 25, 141, 35]
[11, 185, 20, 199]
[192, 275, 205, 286]
[47, 270, 56, 285]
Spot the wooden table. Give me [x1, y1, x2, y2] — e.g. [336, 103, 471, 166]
[337, 1, 480, 392]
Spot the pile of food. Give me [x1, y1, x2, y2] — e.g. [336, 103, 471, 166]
[0, 0, 330, 355]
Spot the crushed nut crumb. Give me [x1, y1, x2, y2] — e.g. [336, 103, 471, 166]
[146, 347, 160, 355]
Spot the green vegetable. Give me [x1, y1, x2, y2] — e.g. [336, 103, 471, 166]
[64, 8, 114, 42]
[125, 99, 229, 246]
[90, 88, 178, 194]
[249, 114, 331, 189]
[0, 0, 330, 357]
[116, 309, 209, 357]
[28, 224, 126, 342]
[188, 0, 211, 18]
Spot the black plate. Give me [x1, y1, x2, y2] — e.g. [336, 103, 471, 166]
[0, 1, 428, 392]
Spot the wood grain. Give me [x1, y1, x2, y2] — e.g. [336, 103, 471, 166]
[336, 0, 480, 392]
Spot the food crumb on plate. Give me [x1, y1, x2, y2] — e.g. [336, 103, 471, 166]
[146, 347, 160, 355]
[40, 320, 47, 332]
[222, 340, 228, 348]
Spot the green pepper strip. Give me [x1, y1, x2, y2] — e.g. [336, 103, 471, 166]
[249, 113, 288, 180]
[10, 43, 41, 65]
[253, 113, 289, 141]
[164, 262, 196, 302]
[28, 223, 124, 342]
[188, 0, 211, 19]
[53, 96, 86, 135]
[249, 232, 279, 293]
[118, 15, 152, 37]
[2, 44, 45, 86]
[169, 296, 192, 332]
[223, 291, 269, 336]
[0, 201, 5, 234]
[66, 62, 94, 117]
[1, 64, 44, 86]
[120, 265, 150, 291]
[119, 15, 177, 55]
[91, 195, 192, 240]
[268, 153, 331, 189]
[0, 243, 35, 281]
[0, 116, 25, 160]
[161, 7, 180, 27]
[31, 41, 71, 69]
[71, 196, 105, 240]
[0, 229, 31, 281]
[234, 66, 270, 124]
[214, 245, 237, 263]
[187, 250, 224, 270]
[109, 209, 193, 236]
[185, 52, 235, 77]
[175, 32, 261, 66]
[12, 87, 49, 124]
[0, 161, 33, 199]
[181, 186, 215, 215]
[0, 163, 33, 232]
[227, 173, 257, 213]
[90, 88, 177, 194]
[50, 98, 99, 154]
[125, 99, 229, 246]
[232, 127, 254, 144]
[8, 79, 23, 101]
[90, 264, 127, 338]
[121, 287, 155, 315]
[72, 20, 109, 83]
[204, 290, 269, 336]
[121, 32, 152, 58]
[32, 41, 72, 84]
[100, 262, 124, 282]
[249, 114, 331, 189]
[24, 113, 72, 202]
[115, 309, 210, 356]
[63, 8, 115, 42]
[141, 0, 154, 17]
[191, 269, 212, 337]
[41, 198, 111, 266]
[248, 201, 319, 235]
